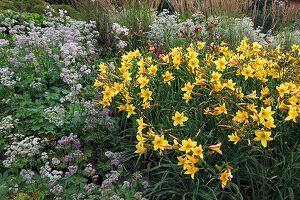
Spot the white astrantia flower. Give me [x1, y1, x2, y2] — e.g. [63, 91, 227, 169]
[3, 135, 45, 167]
[0, 115, 14, 131]
[0, 39, 9, 47]
[44, 105, 65, 127]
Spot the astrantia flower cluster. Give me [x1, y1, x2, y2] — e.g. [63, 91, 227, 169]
[146, 11, 299, 48]
[0, 67, 17, 86]
[20, 169, 35, 184]
[0, 115, 17, 133]
[110, 23, 130, 48]
[205, 16, 267, 44]
[44, 105, 66, 127]
[111, 23, 129, 37]
[3, 135, 47, 167]
[40, 161, 63, 182]
[0, 39, 9, 47]
[105, 151, 122, 168]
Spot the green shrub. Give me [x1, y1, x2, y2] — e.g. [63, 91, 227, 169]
[0, 0, 48, 14]
[23, 0, 48, 14]
[0, 0, 17, 11]
[30, 4, 47, 14]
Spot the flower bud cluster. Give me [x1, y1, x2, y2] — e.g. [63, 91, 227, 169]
[72, 193, 86, 200]
[0, 27, 7, 32]
[8, 185, 18, 193]
[101, 170, 120, 190]
[41, 152, 48, 159]
[141, 180, 149, 189]
[111, 23, 129, 37]
[110, 23, 130, 49]
[2, 97, 11, 104]
[122, 181, 130, 190]
[83, 100, 99, 115]
[52, 157, 60, 165]
[68, 165, 78, 174]
[147, 9, 203, 43]
[60, 68, 82, 84]
[57, 133, 79, 146]
[83, 183, 96, 194]
[109, 195, 124, 200]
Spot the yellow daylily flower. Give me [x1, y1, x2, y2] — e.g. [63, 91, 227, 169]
[285, 106, 298, 123]
[219, 170, 230, 189]
[184, 164, 199, 179]
[152, 135, 169, 151]
[253, 130, 273, 147]
[228, 132, 241, 144]
[172, 111, 188, 127]
[208, 142, 222, 154]
[179, 138, 197, 153]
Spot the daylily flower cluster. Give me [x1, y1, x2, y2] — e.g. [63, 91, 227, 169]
[134, 116, 224, 180]
[94, 38, 300, 189]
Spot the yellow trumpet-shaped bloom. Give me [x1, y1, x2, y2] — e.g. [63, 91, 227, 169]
[181, 82, 194, 94]
[211, 71, 222, 82]
[193, 145, 204, 159]
[276, 83, 289, 98]
[177, 156, 189, 170]
[136, 117, 147, 132]
[172, 111, 188, 127]
[253, 130, 273, 147]
[140, 88, 153, 102]
[134, 144, 146, 154]
[214, 57, 228, 72]
[126, 104, 136, 118]
[228, 132, 241, 144]
[285, 106, 299, 123]
[197, 41, 205, 49]
[208, 142, 222, 155]
[152, 135, 169, 151]
[216, 103, 227, 114]
[258, 106, 275, 122]
[184, 164, 199, 179]
[219, 170, 230, 189]
[162, 71, 174, 85]
[179, 138, 197, 153]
